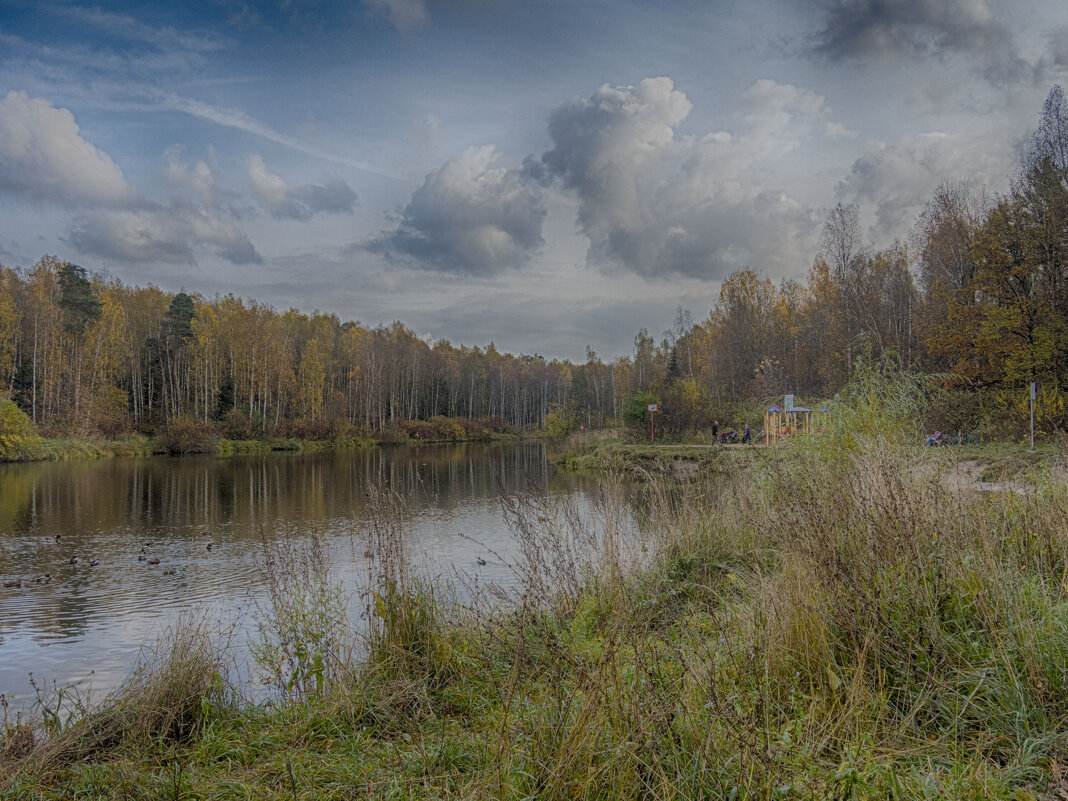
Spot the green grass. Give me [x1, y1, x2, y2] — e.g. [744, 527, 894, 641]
[5, 371, 1068, 798]
[34, 435, 153, 460]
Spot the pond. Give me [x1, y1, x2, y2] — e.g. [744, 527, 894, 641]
[0, 442, 609, 713]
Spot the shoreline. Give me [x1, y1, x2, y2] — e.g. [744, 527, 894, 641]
[4, 435, 1067, 798]
[0, 430, 538, 464]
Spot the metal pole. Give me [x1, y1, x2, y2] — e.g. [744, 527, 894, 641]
[650, 412, 654, 443]
[1030, 381, 1035, 449]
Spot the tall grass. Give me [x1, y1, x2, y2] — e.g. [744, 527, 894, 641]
[252, 525, 353, 700]
[5, 617, 228, 778]
[4, 364, 1067, 798]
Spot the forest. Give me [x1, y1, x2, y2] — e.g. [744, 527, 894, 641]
[1, 87, 1067, 443]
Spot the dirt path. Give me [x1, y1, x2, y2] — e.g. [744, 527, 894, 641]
[941, 459, 1031, 495]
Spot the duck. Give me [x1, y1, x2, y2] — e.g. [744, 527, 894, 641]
[54, 534, 61, 542]
[476, 557, 487, 566]
[32, 573, 51, 584]
[89, 559, 100, 567]
[3, 578, 21, 588]
[68, 556, 78, 565]
[206, 543, 213, 551]
[147, 558, 160, 566]
[137, 547, 146, 562]
[162, 568, 177, 576]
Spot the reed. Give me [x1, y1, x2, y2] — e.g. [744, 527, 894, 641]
[4, 369, 1067, 798]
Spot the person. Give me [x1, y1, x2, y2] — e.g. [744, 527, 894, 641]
[742, 423, 751, 444]
[712, 420, 719, 442]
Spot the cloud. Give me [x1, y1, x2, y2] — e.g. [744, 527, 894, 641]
[365, 0, 429, 31]
[835, 130, 1009, 241]
[154, 92, 406, 180]
[808, 0, 1030, 83]
[0, 90, 136, 207]
[542, 77, 692, 244]
[248, 155, 357, 220]
[534, 77, 821, 279]
[407, 113, 441, 149]
[370, 146, 547, 274]
[163, 146, 219, 204]
[0, 92, 262, 266]
[68, 201, 261, 265]
[1052, 27, 1068, 68]
[55, 5, 231, 53]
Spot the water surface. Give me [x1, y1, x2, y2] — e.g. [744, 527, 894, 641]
[0, 442, 599, 711]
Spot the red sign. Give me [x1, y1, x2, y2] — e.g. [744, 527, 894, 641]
[647, 404, 658, 412]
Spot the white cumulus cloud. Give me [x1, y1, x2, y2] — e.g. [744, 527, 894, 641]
[534, 77, 823, 279]
[247, 155, 357, 221]
[0, 90, 136, 207]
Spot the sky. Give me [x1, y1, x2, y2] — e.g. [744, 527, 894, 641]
[1, 0, 1067, 360]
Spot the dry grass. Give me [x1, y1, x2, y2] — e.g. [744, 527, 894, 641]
[5, 617, 227, 780]
[4, 379, 1068, 798]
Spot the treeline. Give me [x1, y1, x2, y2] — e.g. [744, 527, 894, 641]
[1, 88, 1067, 440]
[0, 258, 595, 437]
[670, 86, 1068, 436]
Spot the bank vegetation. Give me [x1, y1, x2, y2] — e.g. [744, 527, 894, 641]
[3, 367, 1067, 799]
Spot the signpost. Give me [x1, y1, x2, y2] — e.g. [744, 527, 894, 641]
[1030, 381, 1036, 450]
[647, 403, 658, 443]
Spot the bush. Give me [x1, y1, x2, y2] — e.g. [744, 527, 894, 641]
[221, 408, 252, 440]
[376, 422, 411, 444]
[331, 420, 371, 448]
[0, 398, 43, 461]
[153, 416, 215, 455]
[405, 416, 467, 442]
[280, 418, 334, 441]
[543, 404, 576, 439]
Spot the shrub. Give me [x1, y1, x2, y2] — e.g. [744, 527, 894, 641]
[281, 418, 334, 441]
[376, 423, 410, 444]
[221, 408, 252, 440]
[153, 416, 214, 455]
[543, 404, 576, 438]
[0, 398, 43, 461]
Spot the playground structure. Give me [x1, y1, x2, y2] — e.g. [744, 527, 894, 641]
[763, 402, 827, 445]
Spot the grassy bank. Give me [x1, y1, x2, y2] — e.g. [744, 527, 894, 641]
[551, 429, 742, 477]
[4, 398, 1068, 798]
[3, 427, 529, 463]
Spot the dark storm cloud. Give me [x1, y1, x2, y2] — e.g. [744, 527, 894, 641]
[369, 146, 547, 275]
[809, 0, 1031, 84]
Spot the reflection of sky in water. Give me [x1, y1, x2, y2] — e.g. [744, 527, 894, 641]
[0, 443, 622, 713]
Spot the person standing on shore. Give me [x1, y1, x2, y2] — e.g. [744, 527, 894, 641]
[712, 420, 719, 443]
[742, 423, 751, 444]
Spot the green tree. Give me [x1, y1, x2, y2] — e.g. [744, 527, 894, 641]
[164, 292, 196, 341]
[57, 263, 101, 336]
[57, 262, 101, 418]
